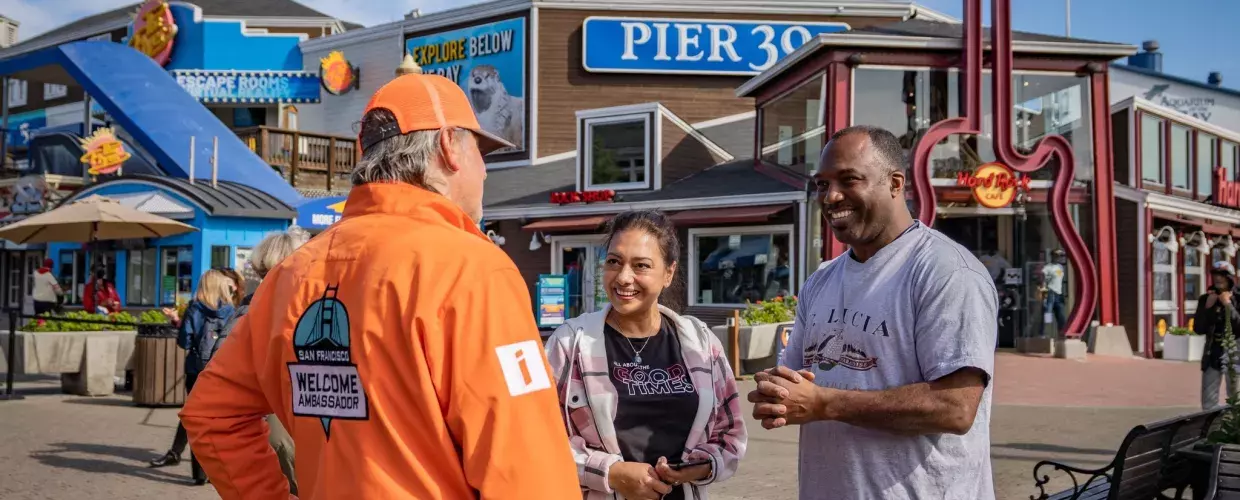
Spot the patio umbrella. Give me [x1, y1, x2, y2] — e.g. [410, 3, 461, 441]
[0, 194, 198, 244]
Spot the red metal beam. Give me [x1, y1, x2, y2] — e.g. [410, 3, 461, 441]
[1091, 71, 1120, 326]
[824, 61, 853, 260]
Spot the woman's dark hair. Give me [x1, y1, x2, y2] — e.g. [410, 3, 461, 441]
[603, 210, 685, 312]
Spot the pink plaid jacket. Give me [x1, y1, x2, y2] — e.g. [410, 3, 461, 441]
[543, 304, 747, 499]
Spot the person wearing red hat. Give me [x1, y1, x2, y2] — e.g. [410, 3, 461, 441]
[1195, 260, 1240, 410]
[31, 257, 62, 317]
[178, 73, 580, 499]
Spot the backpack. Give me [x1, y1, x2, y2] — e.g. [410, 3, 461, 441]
[184, 303, 233, 374]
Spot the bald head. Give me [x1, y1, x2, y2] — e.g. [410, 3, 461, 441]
[813, 125, 913, 258]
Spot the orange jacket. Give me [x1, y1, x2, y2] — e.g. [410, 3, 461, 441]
[179, 183, 580, 499]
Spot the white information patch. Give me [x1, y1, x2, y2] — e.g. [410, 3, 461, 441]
[495, 340, 552, 397]
[288, 364, 369, 419]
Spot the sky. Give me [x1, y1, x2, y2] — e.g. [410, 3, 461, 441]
[1, 0, 1236, 87]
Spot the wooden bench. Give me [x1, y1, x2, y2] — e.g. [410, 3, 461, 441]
[1205, 443, 1240, 499]
[1031, 407, 1225, 500]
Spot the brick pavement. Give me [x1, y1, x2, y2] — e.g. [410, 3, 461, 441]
[0, 352, 1212, 499]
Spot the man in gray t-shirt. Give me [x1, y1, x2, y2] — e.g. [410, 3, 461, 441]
[749, 126, 997, 499]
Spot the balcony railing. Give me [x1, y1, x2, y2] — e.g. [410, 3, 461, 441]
[234, 126, 357, 193]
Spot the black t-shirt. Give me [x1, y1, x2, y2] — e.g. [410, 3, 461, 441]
[605, 315, 699, 500]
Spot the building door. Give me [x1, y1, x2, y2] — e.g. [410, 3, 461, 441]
[1151, 226, 1180, 346]
[552, 235, 608, 319]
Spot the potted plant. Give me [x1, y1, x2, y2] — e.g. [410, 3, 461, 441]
[710, 296, 797, 374]
[1164, 326, 1206, 362]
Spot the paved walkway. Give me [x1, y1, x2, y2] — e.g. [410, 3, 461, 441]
[0, 352, 1211, 499]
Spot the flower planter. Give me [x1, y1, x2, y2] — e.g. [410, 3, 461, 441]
[1164, 334, 1206, 362]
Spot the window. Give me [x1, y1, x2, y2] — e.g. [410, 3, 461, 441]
[1224, 141, 1239, 181]
[127, 248, 158, 306]
[58, 250, 87, 305]
[6, 253, 19, 308]
[1184, 240, 1206, 321]
[43, 83, 67, 101]
[1199, 134, 1218, 198]
[688, 226, 794, 306]
[160, 246, 194, 306]
[1171, 124, 1190, 190]
[584, 114, 651, 191]
[759, 74, 825, 176]
[1141, 114, 1165, 185]
[211, 246, 231, 269]
[6, 79, 26, 108]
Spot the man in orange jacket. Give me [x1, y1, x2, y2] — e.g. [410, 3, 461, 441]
[178, 72, 581, 499]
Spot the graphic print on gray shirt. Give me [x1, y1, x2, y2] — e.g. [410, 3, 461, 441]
[780, 222, 999, 500]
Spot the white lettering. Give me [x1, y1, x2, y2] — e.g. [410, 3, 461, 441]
[750, 25, 778, 71]
[621, 22, 651, 60]
[707, 24, 741, 62]
[674, 23, 704, 62]
[780, 25, 812, 54]
[652, 23, 671, 61]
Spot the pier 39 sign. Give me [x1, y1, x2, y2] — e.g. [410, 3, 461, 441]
[582, 17, 849, 76]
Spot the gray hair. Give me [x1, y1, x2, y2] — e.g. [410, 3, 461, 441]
[351, 108, 470, 189]
[251, 227, 310, 279]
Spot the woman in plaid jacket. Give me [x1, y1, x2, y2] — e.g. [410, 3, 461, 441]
[545, 210, 747, 500]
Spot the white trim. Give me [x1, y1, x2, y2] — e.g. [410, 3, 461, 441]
[69, 179, 213, 217]
[1114, 183, 1240, 225]
[530, 6, 541, 161]
[692, 111, 756, 130]
[1151, 230, 1179, 318]
[660, 104, 734, 162]
[577, 102, 662, 120]
[686, 223, 796, 308]
[535, 150, 578, 164]
[1113, 96, 1240, 146]
[582, 112, 655, 192]
[549, 234, 609, 314]
[487, 159, 533, 170]
[737, 33, 1137, 98]
[484, 191, 807, 219]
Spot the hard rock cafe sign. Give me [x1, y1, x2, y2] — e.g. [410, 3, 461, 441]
[128, 0, 177, 66]
[955, 163, 1030, 208]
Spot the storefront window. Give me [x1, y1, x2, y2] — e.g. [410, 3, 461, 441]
[1223, 141, 1239, 181]
[1171, 124, 1191, 191]
[851, 69, 1092, 184]
[1184, 242, 1206, 321]
[127, 248, 157, 306]
[6, 254, 20, 308]
[1199, 134, 1218, 197]
[584, 115, 650, 191]
[689, 227, 793, 306]
[759, 74, 825, 176]
[161, 246, 194, 306]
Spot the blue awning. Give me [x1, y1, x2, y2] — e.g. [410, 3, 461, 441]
[0, 41, 302, 206]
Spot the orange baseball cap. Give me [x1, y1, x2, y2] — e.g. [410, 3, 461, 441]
[359, 73, 516, 155]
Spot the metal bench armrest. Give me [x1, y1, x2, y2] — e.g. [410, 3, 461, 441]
[1031, 459, 1114, 500]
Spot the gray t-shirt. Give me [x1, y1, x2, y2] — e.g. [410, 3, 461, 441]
[781, 221, 997, 499]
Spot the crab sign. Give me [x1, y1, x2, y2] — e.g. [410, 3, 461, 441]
[908, 0, 1097, 337]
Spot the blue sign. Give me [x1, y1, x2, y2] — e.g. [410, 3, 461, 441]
[405, 17, 527, 154]
[171, 70, 321, 104]
[5, 109, 47, 149]
[582, 17, 849, 76]
[536, 274, 569, 328]
[125, 3, 305, 72]
[295, 196, 347, 231]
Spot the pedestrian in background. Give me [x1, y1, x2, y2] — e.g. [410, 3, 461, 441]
[177, 72, 580, 499]
[544, 209, 746, 500]
[31, 258, 62, 316]
[149, 269, 237, 485]
[1194, 261, 1240, 409]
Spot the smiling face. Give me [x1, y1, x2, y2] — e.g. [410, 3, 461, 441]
[814, 132, 907, 248]
[603, 228, 676, 317]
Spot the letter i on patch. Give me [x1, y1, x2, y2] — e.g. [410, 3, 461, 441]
[496, 340, 552, 397]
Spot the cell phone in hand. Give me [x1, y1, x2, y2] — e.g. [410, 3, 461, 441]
[667, 459, 711, 471]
